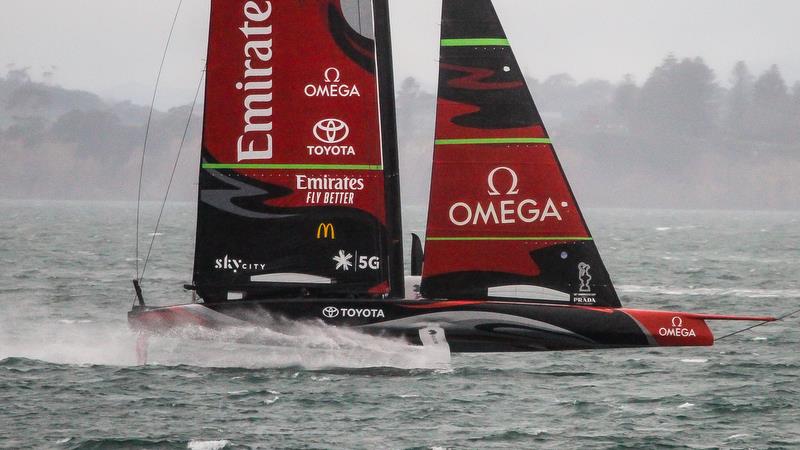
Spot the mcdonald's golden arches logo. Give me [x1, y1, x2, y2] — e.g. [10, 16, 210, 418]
[317, 223, 335, 239]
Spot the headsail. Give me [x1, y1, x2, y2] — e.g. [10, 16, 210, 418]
[420, 0, 620, 307]
[193, 0, 403, 302]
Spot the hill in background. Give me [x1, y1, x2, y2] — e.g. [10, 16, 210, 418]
[1, 56, 798, 210]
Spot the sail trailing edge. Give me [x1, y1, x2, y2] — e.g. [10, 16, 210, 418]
[193, 0, 403, 302]
[420, 0, 620, 307]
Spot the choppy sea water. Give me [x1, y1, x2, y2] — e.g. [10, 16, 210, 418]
[1, 201, 798, 449]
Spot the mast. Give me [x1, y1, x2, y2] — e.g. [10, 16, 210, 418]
[373, 0, 405, 298]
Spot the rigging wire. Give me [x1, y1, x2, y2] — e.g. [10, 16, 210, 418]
[135, 0, 184, 281]
[715, 306, 800, 341]
[140, 69, 206, 281]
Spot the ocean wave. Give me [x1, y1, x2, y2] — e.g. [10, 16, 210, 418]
[468, 429, 549, 443]
[617, 284, 800, 299]
[725, 433, 751, 441]
[64, 438, 188, 449]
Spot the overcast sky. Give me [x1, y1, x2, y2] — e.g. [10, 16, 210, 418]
[1, 0, 798, 107]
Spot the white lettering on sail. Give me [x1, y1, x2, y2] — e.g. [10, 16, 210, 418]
[308, 118, 356, 157]
[214, 254, 267, 273]
[307, 146, 356, 156]
[236, 1, 274, 162]
[449, 167, 567, 226]
[296, 175, 365, 191]
[304, 67, 361, 97]
[295, 175, 365, 205]
[332, 250, 381, 272]
[573, 262, 597, 304]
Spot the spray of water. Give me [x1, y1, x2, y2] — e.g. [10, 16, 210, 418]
[0, 315, 450, 370]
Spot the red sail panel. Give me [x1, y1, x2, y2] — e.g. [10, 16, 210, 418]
[203, 0, 384, 219]
[193, 0, 396, 301]
[424, 142, 589, 277]
[421, 0, 619, 307]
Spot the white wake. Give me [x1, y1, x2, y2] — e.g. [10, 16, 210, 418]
[0, 316, 451, 370]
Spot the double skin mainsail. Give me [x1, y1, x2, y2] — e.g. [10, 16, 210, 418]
[193, 0, 404, 302]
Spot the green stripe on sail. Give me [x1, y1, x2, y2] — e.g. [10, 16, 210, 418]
[426, 236, 593, 242]
[440, 38, 510, 47]
[202, 163, 384, 171]
[435, 137, 551, 145]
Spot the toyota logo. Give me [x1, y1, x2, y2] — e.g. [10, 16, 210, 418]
[322, 306, 340, 318]
[313, 118, 349, 144]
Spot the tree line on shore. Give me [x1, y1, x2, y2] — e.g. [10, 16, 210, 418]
[1, 55, 798, 209]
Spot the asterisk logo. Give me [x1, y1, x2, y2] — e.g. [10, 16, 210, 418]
[333, 250, 353, 271]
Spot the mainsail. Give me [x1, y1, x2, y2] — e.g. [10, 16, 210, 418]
[421, 0, 620, 307]
[193, 0, 403, 302]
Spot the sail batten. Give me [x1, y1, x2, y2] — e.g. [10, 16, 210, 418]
[435, 138, 552, 145]
[427, 237, 594, 242]
[201, 163, 384, 170]
[440, 38, 510, 47]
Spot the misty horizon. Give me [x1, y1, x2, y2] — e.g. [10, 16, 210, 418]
[1, 51, 799, 212]
[4, 0, 800, 109]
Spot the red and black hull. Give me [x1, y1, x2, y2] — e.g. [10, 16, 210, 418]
[128, 299, 773, 353]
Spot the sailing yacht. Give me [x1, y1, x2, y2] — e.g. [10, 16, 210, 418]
[129, 0, 773, 352]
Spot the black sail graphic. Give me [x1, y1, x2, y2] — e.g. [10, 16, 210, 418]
[421, 0, 620, 307]
[373, 0, 405, 299]
[193, 0, 403, 302]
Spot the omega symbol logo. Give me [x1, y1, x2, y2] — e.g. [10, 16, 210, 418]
[324, 67, 341, 83]
[313, 118, 350, 144]
[671, 316, 683, 327]
[487, 166, 520, 196]
[322, 306, 340, 318]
